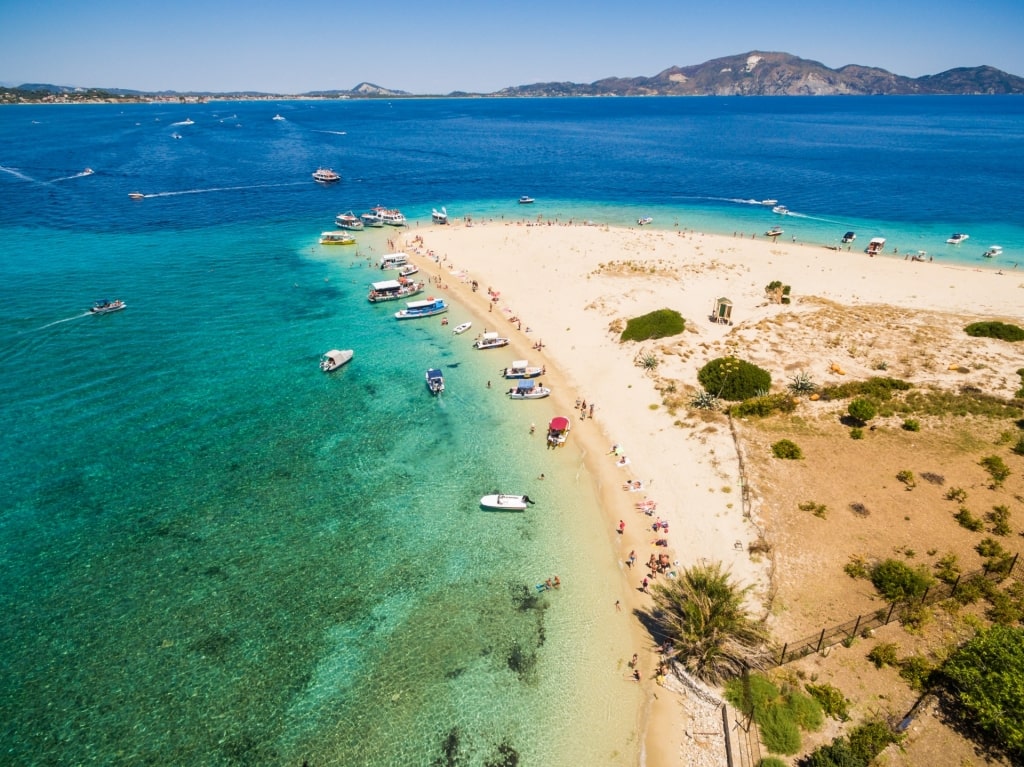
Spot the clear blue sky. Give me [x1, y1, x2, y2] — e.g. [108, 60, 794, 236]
[1, 0, 1022, 94]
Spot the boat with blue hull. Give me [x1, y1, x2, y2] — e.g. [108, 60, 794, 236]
[395, 297, 448, 320]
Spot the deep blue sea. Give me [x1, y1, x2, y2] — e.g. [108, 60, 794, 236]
[1, 96, 1022, 766]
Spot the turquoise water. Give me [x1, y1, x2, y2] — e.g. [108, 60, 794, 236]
[1, 97, 1022, 765]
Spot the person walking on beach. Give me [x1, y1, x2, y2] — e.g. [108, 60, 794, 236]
[641, 577, 649, 593]
[618, 520, 625, 535]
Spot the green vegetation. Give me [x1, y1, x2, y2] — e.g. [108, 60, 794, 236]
[804, 682, 850, 721]
[771, 439, 803, 460]
[649, 562, 771, 684]
[987, 505, 1012, 536]
[689, 389, 720, 411]
[765, 280, 793, 305]
[788, 371, 818, 396]
[725, 674, 822, 755]
[955, 507, 984, 531]
[964, 320, 1024, 342]
[898, 654, 935, 691]
[934, 553, 961, 584]
[818, 376, 911, 402]
[869, 558, 934, 603]
[979, 455, 1011, 488]
[976, 537, 1016, 573]
[798, 500, 828, 519]
[937, 625, 1024, 761]
[867, 642, 899, 669]
[896, 469, 916, 489]
[945, 486, 968, 503]
[846, 398, 877, 425]
[902, 418, 921, 431]
[1013, 435, 1024, 456]
[757, 759, 788, 767]
[849, 426, 864, 440]
[697, 356, 772, 401]
[799, 719, 900, 767]
[620, 308, 685, 342]
[730, 393, 797, 417]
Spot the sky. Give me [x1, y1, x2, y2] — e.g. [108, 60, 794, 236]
[1, 0, 1022, 94]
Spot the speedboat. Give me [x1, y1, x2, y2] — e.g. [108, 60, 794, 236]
[480, 494, 534, 511]
[506, 380, 551, 399]
[637, 216, 653, 226]
[397, 263, 419, 278]
[983, 245, 1003, 258]
[518, 196, 535, 204]
[320, 349, 353, 372]
[473, 332, 510, 350]
[946, 232, 969, 244]
[502, 360, 545, 379]
[761, 199, 778, 206]
[426, 368, 445, 395]
[367, 279, 425, 303]
[335, 211, 365, 230]
[128, 192, 145, 199]
[395, 297, 448, 320]
[319, 231, 356, 245]
[272, 114, 286, 121]
[432, 207, 449, 224]
[765, 226, 783, 237]
[452, 321, 472, 335]
[546, 416, 571, 447]
[842, 231, 856, 243]
[312, 168, 341, 183]
[772, 205, 789, 215]
[90, 299, 126, 314]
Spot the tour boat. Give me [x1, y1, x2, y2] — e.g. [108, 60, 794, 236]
[983, 245, 1003, 258]
[426, 368, 445, 395]
[397, 263, 419, 278]
[772, 205, 789, 215]
[319, 231, 356, 245]
[368, 205, 405, 226]
[335, 211, 365, 230]
[432, 207, 449, 224]
[312, 168, 341, 184]
[506, 380, 551, 400]
[320, 349, 354, 372]
[866, 237, 886, 255]
[367, 279, 425, 303]
[480, 494, 534, 511]
[395, 297, 448, 320]
[546, 416, 571, 447]
[379, 253, 409, 270]
[946, 232, 970, 245]
[90, 299, 126, 314]
[502, 360, 545, 379]
[452, 321, 473, 335]
[518, 196, 535, 204]
[473, 332, 510, 350]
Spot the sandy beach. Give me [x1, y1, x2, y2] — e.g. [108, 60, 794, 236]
[388, 218, 1022, 766]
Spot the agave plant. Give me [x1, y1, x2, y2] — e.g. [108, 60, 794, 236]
[639, 352, 660, 371]
[690, 389, 720, 410]
[787, 371, 817, 396]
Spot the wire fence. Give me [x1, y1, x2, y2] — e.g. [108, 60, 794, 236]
[773, 554, 1019, 667]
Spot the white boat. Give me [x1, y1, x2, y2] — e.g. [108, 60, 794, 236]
[368, 205, 405, 226]
[312, 168, 341, 183]
[397, 263, 419, 278]
[90, 299, 126, 314]
[319, 231, 356, 245]
[637, 216, 653, 226]
[171, 132, 182, 140]
[502, 360, 545, 379]
[395, 297, 448, 320]
[546, 416, 571, 447]
[506, 380, 551, 399]
[983, 245, 1003, 258]
[426, 368, 445, 395]
[272, 114, 286, 121]
[432, 207, 449, 224]
[473, 331, 510, 350]
[320, 349, 353, 372]
[367, 279, 425, 303]
[379, 252, 409, 270]
[946, 232, 970, 245]
[519, 196, 535, 204]
[765, 226, 783, 237]
[480, 494, 534, 511]
[772, 205, 789, 215]
[842, 231, 856, 243]
[335, 211, 365, 230]
[761, 199, 778, 206]
[866, 237, 886, 255]
[360, 210, 385, 227]
[128, 192, 145, 199]
[910, 250, 928, 262]
[452, 321, 473, 335]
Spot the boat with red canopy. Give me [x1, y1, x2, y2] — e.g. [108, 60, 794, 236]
[547, 416, 570, 447]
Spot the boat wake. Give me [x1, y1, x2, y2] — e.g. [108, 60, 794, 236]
[50, 169, 95, 183]
[312, 130, 348, 136]
[0, 165, 36, 182]
[30, 312, 92, 332]
[144, 182, 307, 198]
[170, 119, 195, 127]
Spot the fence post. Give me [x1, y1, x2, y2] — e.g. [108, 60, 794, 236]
[885, 603, 896, 625]
[950, 573, 961, 596]
[815, 628, 826, 653]
[1009, 553, 1019, 578]
[921, 586, 930, 604]
[851, 615, 862, 639]
[779, 643, 788, 665]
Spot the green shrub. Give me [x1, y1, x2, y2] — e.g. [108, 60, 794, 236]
[818, 376, 912, 402]
[697, 356, 772, 401]
[772, 440, 803, 460]
[898, 654, 935, 691]
[757, 759, 788, 767]
[979, 455, 1011, 488]
[870, 558, 934, 603]
[896, 469, 916, 489]
[987, 505, 1012, 536]
[945, 486, 967, 503]
[867, 642, 899, 669]
[798, 500, 828, 518]
[955, 507, 984, 532]
[849, 427, 864, 440]
[805, 682, 850, 721]
[847, 398, 877, 424]
[964, 321, 1024, 342]
[786, 689, 824, 732]
[730, 393, 798, 417]
[844, 556, 870, 580]
[934, 553, 961, 584]
[620, 308, 685, 342]
[1013, 435, 1024, 457]
[902, 418, 921, 431]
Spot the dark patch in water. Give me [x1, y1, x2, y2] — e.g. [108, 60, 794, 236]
[431, 727, 469, 767]
[220, 732, 279, 765]
[189, 631, 237, 660]
[445, 666, 465, 680]
[484, 741, 519, 767]
[506, 641, 537, 681]
[202, 565, 228, 579]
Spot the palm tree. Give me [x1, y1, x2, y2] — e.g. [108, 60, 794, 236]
[649, 562, 772, 684]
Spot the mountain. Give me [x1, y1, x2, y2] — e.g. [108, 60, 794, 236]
[495, 51, 1024, 97]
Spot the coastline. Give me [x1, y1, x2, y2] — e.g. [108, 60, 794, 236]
[393, 217, 1022, 766]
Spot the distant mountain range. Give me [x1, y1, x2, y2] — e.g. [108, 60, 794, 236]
[3, 52, 1023, 103]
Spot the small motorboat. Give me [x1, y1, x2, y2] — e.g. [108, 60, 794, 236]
[432, 207, 449, 224]
[312, 168, 341, 183]
[760, 199, 778, 206]
[502, 360, 545, 379]
[473, 331, 510, 350]
[765, 226, 783, 237]
[983, 245, 1003, 258]
[452, 321, 473, 335]
[506, 380, 551, 399]
[272, 114, 286, 121]
[320, 349, 353, 372]
[547, 416, 571, 447]
[637, 216, 653, 226]
[842, 231, 856, 243]
[128, 192, 145, 199]
[397, 263, 419, 278]
[480, 494, 535, 511]
[946, 232, 969, 245]
[518, 196, 535, 204]
[426, 368, 445, 395]
[772, 205, 789, 215]
[90, 299, 126, 314]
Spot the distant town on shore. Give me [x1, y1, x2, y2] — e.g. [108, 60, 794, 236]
[4, 51, 1023, 105]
